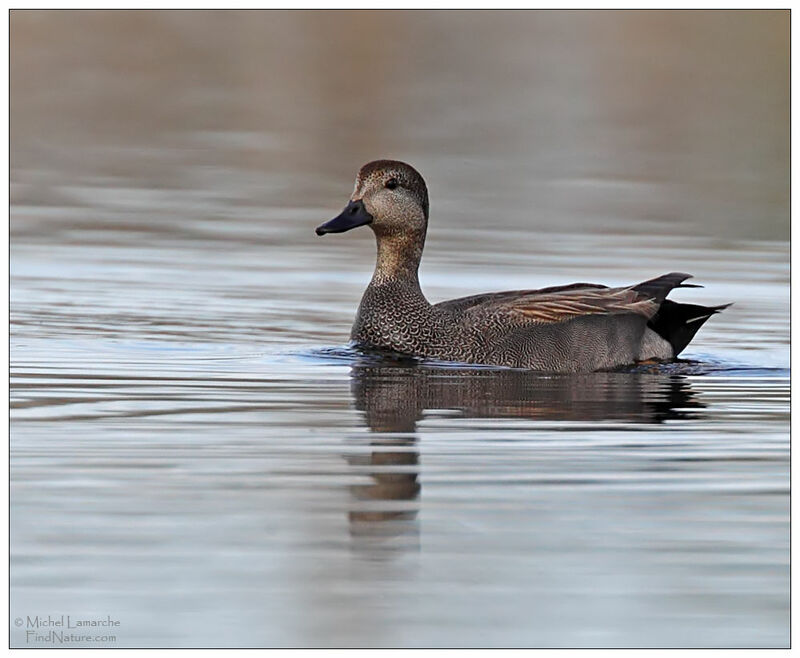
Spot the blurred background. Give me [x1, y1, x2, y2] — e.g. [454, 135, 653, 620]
[11, 10, 789, 648]
[12, 10, 788, 240]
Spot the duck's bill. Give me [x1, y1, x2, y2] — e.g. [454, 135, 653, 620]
[315, 200, 373, 235]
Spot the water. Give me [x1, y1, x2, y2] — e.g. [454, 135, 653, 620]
[10, 10, 789, 648]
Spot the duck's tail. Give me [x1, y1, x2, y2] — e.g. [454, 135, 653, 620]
[647, 299, 732, 357]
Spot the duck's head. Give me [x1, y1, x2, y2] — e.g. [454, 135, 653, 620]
[316, 160, 429, 238]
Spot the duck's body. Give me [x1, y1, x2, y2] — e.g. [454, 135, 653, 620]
[351, 273, 713, 372]
[317, 160, 728, 373]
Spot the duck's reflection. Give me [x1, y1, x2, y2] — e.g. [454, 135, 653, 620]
[345, 361, 703, 555]
[345, 364, 422, 555]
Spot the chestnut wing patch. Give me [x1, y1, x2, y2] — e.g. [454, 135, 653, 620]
[435, 283, 606, 315]
[505, 287, 660, 324]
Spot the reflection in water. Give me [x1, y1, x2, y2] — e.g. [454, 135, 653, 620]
[346, 360, 703, 553]
[345, 434, 420, 556]
[346, 364, 423, 555]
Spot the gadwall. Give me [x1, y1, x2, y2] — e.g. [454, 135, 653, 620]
[316, 160, 729, 373]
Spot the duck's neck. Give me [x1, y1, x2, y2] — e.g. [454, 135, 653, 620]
[370, 229, 426, 291]
[353, 228, 436, 351]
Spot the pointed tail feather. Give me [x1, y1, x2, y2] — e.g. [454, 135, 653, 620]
[648, 300, 732, 356]
[632, 272, 694, 305]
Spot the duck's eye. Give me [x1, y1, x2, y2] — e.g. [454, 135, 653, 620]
[385, 178, 399, 190]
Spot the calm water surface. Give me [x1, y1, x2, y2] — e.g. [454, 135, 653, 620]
[11, 10, 789, 648]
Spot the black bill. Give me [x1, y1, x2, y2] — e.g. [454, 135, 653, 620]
[315, 199, 373, 235]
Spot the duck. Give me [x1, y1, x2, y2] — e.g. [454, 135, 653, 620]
[315, 159, 729, 373]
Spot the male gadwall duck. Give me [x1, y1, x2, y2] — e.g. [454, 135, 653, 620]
[316, 160, 729, 373]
